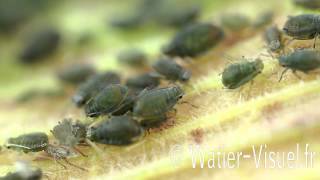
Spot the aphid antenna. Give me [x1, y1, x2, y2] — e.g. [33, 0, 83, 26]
[84, 139, 103, 155]
[222, 53, 236, 64]
[72, 146, 88, 157]
[179, 101, 199, 108]
[278, 68, 289, 82]
[61, 158, 88, 172]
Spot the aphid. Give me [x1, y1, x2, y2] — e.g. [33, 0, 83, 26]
[111, 95, 136, 116]
[15, 88, 64, 103]
[252, 11, 274, 28]
[5, 132, 86, 171]
[0, 161, 42, 180]
[72, 72, 121, 107]
[278, 49, 320, 81]
[283, 14, 320, 47]
[87, 115, 144, 145]
[152, 58, 191, 82]
[126, 73, 160, 92]
[6, 132, 49, 153]
[51, 119, 87, 147]
[222, 59, 264, 89]
[110, 14, 144, 29]
[133, 86, 184, 127]
[293, 0, 320, 9]
[85, 84, 129, 117]
[19, 27, 61, 64]
[220, 13, 250, 32]
[117, 48, 147, 67]
[57, 64, 96, 85]
[163, 23, 224, 57]
[264, 25, 283, 53]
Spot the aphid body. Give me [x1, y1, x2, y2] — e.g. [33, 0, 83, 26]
[163, 23, 224, 57]
[87, 115, 144, 145]
[220, 13, 250, 32]
[85, 84, 129, 117]
[20, 27, 61, 63]
[6, 132, 48, 153]
[279, 49, 320, 73]
[117, 48, 147, 67]
[126, 73, 160, 92]
[293, 0, 320, 9]
[152, 58, 191, 82]
[72, 72, 120, 107]
[57, 64, 96, 85]
[133, 86, 184, 127]
[222, 59, 264, 89]
[264, 25, 283, 52]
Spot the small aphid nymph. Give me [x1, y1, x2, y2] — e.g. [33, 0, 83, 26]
[264, 25, 283, 53]
[57, 64, 96, 85]
[222, 59, 264, 89]
[6, 132, 49, 153]
[152, 58, 191, 82]
[117, 48, 147, 67]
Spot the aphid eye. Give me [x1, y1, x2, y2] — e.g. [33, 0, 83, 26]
[178, 95, 183, 99]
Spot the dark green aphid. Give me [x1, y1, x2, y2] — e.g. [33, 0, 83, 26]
[117, 48, 147, 67]
[133, 86, 184, 127]
[220, 13, 250, 32]
[51, 119, 87, 147]
[87, 115, 144, 145]
[110, 14, 144, 29]
[0, 162, 42, 180]
[126, 73, 160, 92]
[293, 0, 320, 9]
[222, 59, 264, 89]
[85, 84, 129, 117]
[15, 88, 64, 103]
[111, 95, 135, 116]
[5, 132, 49, 153]
[163, 23, 224, 57]
[278, 49, 320, 80]
[264, 25, 283, 52]
[19, 27, 61, 64]
[152, 58, 191, 82]
[252, 11, 274, 28]
[72, 72, 120, 107]
[57, 64, 96, 85]
[283, 14, 320, 47]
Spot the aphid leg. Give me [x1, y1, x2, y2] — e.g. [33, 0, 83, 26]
[292, 70, 302, 80]
[180, 101, 199, 108]
[313, 34, 318, 49]
[285, 38, 295, 48]
[55, 159, 68, 170]
[85, 139, 103, 155]
[62, 158, 88, 171]
[278, 68, 289, 82]
[72, 146, 88, 157]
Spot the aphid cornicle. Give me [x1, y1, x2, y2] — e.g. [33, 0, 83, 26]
[152, 58, 191, 82]
[126, 73, 160, 92]
[72, 72, 121, 107]
[293, 0, 320, 9]
[278, 49, 320, 80]
[19, 27, 61, 64]
[264, 25, 283, 53]
[163, 23, 224, 57]
[57, 64, 96, 85]
[6, 132, 49, 153]
[87, 115, 144, 145]
[222, 59, 264, 89]
[133, 86, 184, 127]
[283, 14, 320, 47]
[85, 84, 129, 117]
[117, 48, 147, 67]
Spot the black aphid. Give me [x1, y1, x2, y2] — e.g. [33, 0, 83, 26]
[163, 23, 224, 57]
[6, 132, 86, 171]
[222, 59, 264, 89]
[57, 64, 96, 85]
[264, 25, 283, 53]
[117, 48, 147, 67]
[72, 72, 121, 107]
[19, 27, 61, 63]
[85, 84, 129, 117]
[293, 0, 320, 9]
[87, 115, 144, 145]
[278, 49, 320, 81]
[126, 73, 160, 92]
[133, 86, 184, 127]
[152, 58, 191, 82]
[0, 162, 42, 180]
[283, 14, 320, 47]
